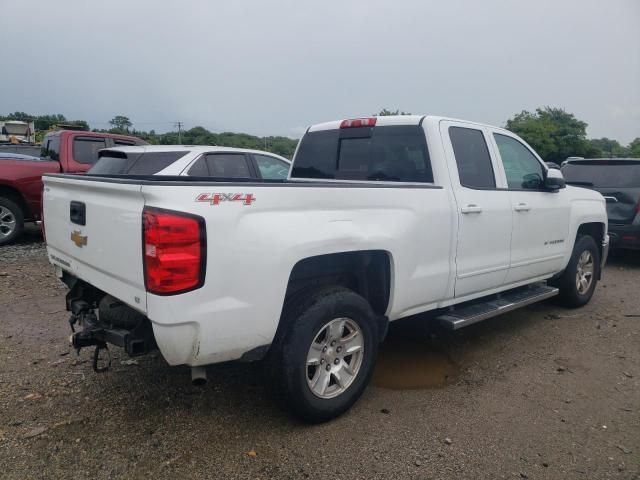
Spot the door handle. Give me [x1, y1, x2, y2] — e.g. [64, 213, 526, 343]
[461, 204, 483, 214]
[514, 202, 531, 212]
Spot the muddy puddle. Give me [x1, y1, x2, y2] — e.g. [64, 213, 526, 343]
[372, 323, 459, 390]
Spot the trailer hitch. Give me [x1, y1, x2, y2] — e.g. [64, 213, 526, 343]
[68, 301, 112, 373]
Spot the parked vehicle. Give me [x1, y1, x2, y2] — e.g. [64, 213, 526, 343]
[0, 130, 145, 245]
[88, 145, 291, 179]
[562, 158, 640, 250]
[43, 115, 608, 422]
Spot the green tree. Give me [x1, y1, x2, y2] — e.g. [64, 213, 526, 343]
[109, 115, 132, 133]
[376, 108, 412, 116]
[505, 107, 597, 164]
[588, 138, 628, 158]
[628, 138, 640, 158]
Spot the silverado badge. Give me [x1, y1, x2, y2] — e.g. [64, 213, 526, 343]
[71, 230, 88, 248]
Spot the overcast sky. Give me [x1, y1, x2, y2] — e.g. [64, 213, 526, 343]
[1, 0, 638, 142]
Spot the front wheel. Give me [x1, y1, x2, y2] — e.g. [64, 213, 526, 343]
[266, 287, 378, 423]
[551, 235, 600, 308]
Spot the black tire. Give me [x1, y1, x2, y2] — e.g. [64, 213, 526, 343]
[266, 286, 379, 423]
[550, 235, 600, 308]
[0, 197, 25, 246]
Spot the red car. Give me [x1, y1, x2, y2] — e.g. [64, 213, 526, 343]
[0, 130, 146, 245]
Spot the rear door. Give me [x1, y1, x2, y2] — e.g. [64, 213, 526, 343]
[43, 175, 147, 312]
[441, 121, 512, 298]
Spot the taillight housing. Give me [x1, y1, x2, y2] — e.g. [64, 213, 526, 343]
[340, 117, 377, 128]
[143, 208, 206, 295]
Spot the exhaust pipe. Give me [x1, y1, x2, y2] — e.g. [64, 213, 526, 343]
[191, 366, 207, 386]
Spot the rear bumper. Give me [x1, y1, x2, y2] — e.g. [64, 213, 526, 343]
[608, 223, 640, 250]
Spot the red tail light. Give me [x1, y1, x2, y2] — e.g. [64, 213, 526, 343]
[143, 208, 206, 295]
[340, 117, 377, 129]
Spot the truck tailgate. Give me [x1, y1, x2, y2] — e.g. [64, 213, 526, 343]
[43, 175, 147, 312]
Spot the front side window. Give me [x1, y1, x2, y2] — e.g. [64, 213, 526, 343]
[254, 154, 290, 179]
[73, 137, 107, 164]
[494, 134, 544, 190]
[205, 153, 251, 178]
[449, 127, 495, 189]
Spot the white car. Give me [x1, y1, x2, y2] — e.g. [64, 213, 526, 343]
[43, 115, 608, 422]
[88, 145, 291, 180]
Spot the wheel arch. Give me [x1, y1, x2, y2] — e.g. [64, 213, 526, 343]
[280, 250, 393, 341]
[0, 184, 29, 217]
[576, 222, 606, 261]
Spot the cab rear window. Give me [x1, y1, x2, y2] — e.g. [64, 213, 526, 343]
[291, 125, 432, 182]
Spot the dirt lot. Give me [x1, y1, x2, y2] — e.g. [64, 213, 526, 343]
[1, 227, 638, 479]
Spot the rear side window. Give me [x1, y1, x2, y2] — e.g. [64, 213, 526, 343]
[562, 161, 640, 188]
[205, 153, 252, 178]
[41, 136, 60, 161]
[292, 125, 432, 182]
[89, 151, 188, 175]
[449, 127, 495, 189]
[73, 137, 107, 164]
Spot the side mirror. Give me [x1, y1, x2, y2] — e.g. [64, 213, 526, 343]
[545, 168, 566, 191]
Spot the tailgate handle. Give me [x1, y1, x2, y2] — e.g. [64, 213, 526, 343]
[70, 201, 86, 226]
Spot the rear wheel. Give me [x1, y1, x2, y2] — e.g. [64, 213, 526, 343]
[266, 287, 378, 423]
[0, 197, 24, 246]
[551, 235, 600, 308]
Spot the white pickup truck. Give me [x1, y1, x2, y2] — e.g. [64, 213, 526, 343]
[43, 115, 609, 422]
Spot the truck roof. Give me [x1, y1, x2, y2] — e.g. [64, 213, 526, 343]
[100, 144, 291, 160]
[307, 115, 508, 133]
[44, 129, 146, 142]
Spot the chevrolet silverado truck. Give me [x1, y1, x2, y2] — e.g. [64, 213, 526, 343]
[43, 115, 609, 422]
[0, 130, 145, 245]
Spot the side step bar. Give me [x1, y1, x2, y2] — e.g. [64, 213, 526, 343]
[437, 284, 559, 330]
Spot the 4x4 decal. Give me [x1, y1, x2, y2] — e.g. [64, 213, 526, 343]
[196, 193, 256, 205]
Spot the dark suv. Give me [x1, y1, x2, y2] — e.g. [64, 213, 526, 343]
[562, 158, 640, 250]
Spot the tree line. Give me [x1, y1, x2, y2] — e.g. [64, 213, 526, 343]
[2, 108, 638, 161]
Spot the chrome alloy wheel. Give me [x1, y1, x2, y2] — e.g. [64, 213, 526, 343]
[306, 317, 364, 399]
[576, 250, 594, 295]
[0, 206, 16, 239]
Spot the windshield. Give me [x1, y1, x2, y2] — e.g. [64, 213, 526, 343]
[562, 161, 640, 188]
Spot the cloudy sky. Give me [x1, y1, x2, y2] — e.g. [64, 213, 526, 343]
[1, 0, 638, 142]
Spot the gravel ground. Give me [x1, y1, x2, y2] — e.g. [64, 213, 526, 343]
[0, 228, 638, 479]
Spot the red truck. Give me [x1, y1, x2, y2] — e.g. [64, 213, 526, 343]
[0, 130, 146, 245]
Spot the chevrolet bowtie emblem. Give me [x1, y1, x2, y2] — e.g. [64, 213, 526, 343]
[70, 230, 87, 248]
